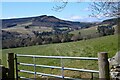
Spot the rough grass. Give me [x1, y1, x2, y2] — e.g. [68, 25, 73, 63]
[1, 34, 119, 79]
[69, 26, 97, 35]
[2, 26, 53, 34]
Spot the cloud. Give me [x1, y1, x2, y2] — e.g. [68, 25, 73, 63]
[66, 15, 103, 22]
[1, 14, 41, 19]
[69, 15, 83, 21]
[83, 7, 90, 11]
[90, 13, 110, 19]
[1, 16, 18, 19]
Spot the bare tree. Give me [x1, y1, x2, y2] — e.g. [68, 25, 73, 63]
[53, 1, 120, 17]
[90, 1, 120, 17]
[53, 1, 120, 35]
[52, 0, 68, 12]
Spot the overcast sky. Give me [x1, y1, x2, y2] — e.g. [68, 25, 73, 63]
[1, 2, 110, 22]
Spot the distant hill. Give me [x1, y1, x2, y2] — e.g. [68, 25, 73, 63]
[102, 17, 120, 25]
[2, 15, 93, 29]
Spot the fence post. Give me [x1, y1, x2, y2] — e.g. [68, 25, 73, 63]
[8, 53, 15, 80]
[98, 52, 110, 80]
[0, 59, 1, 80]
[0, 59, 1, 65]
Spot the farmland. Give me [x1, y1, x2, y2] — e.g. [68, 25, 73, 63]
[1, 16, 119, 78]
[69, 26, 97, 35]
[2, 34, 119, 78]
[2, 26, 53, 34]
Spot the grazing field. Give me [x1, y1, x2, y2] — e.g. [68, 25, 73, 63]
[69, 26, 97, 35]
[2, 34, 119, 78]
[2, 26, 53, 34]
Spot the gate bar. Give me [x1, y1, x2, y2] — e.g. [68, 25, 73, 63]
[19, 69, 82, 80]
[18, 62, 99, 73]
[16, 54, 98, 60]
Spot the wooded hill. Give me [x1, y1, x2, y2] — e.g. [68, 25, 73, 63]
[2, 15, 94, 29]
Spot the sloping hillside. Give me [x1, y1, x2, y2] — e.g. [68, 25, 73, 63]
[2, 15, 93, 29]
[102, 17, 120, 25]
[2, 34, 118, 58]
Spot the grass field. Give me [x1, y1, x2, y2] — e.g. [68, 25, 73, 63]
[2, 26, 53, 35]
[69, 26, 97, 36]
[2, 34, 119, 79]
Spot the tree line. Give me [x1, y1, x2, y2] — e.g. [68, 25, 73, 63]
[2, 25, 115, 49]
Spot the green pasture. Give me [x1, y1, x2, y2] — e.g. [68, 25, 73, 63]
[1, 34, 119, 78]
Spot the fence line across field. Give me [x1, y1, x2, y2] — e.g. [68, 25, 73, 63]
[15, 54, 99, 80]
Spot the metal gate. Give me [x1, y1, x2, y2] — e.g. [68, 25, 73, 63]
[15, 54, 99, 80]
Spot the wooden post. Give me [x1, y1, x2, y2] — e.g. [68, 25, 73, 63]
[98, 52, 110, 80]
[8, 53, 15, 80]
[0, 65, 8, 79]
[0, 59, 1, 65]
[0, 59, 1, 80]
